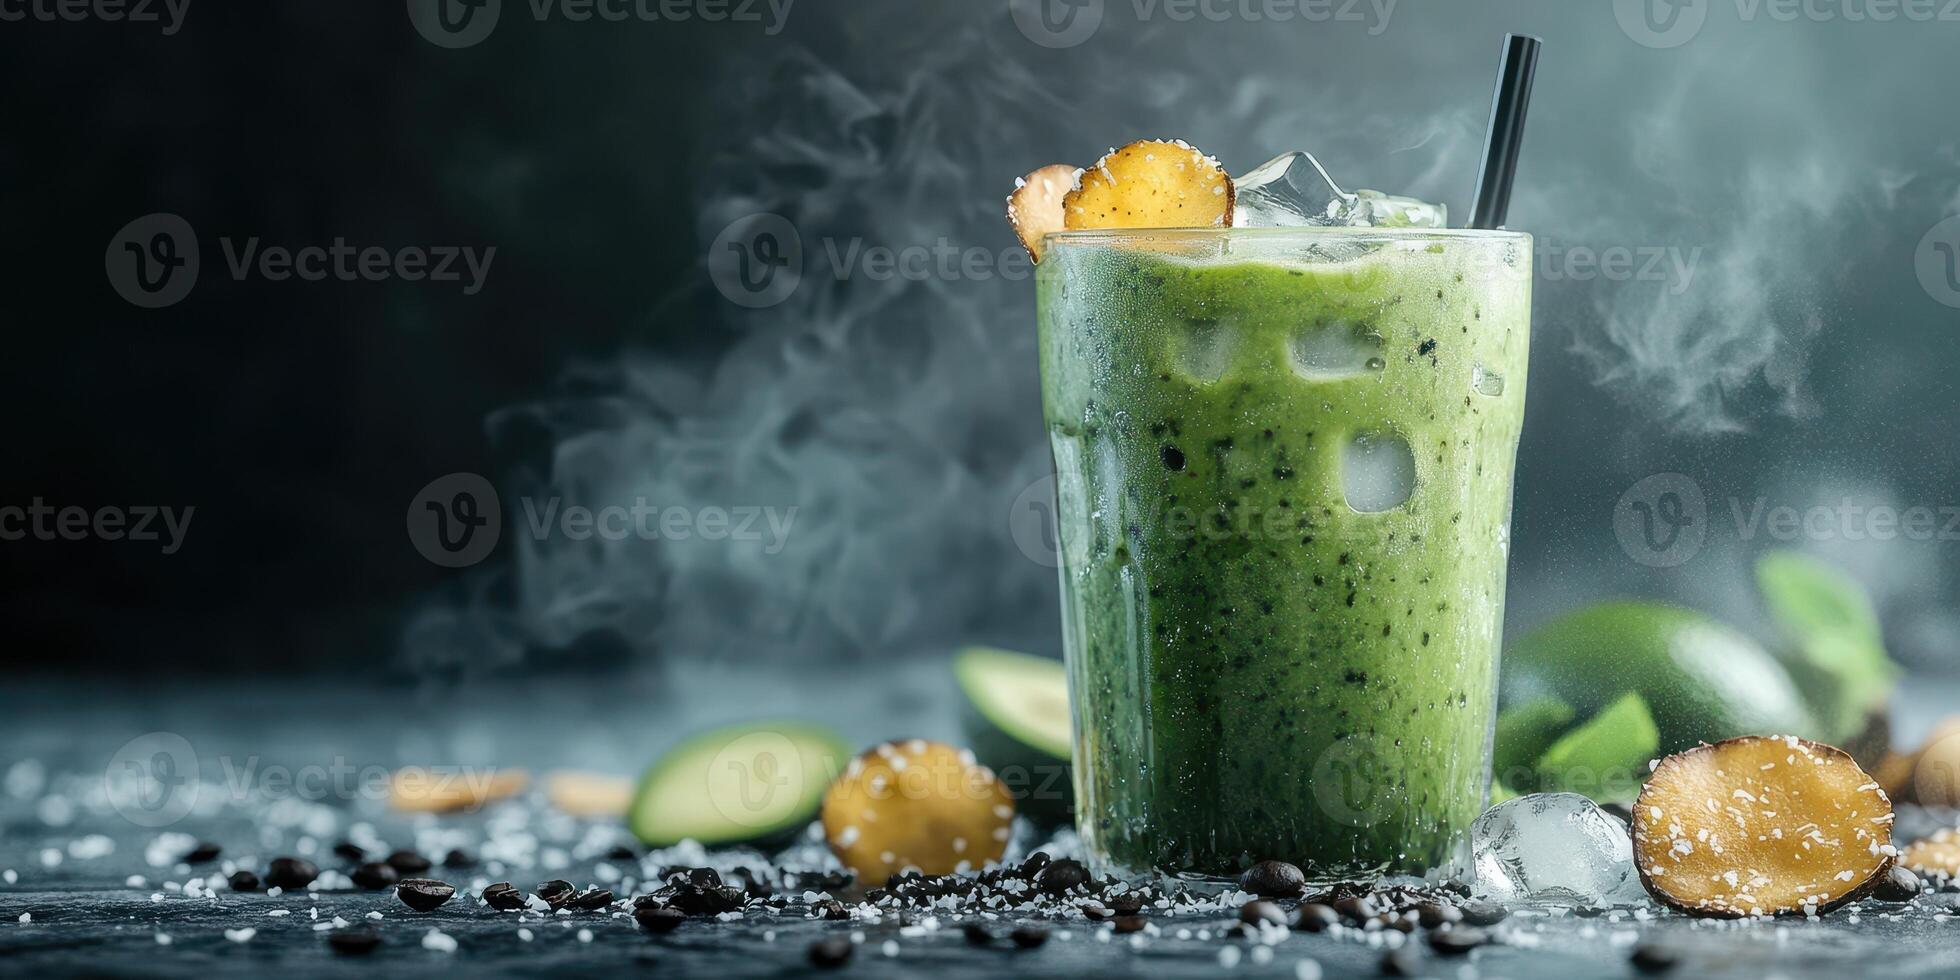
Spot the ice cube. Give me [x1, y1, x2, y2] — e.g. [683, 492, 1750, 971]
[1233, 152, 1353, 228]
[1470, 793, 1649, 907]
[1290, 321, 1385, 381]
[1341, 432, 1414, 513]
[1347, 189, 1448, 229]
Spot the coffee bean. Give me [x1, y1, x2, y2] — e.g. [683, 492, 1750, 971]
[570, 888, 615, 911]
[351, 862, 399, 891]
[227, 870, 261, 892]
[808, 935, 854, 968]
[1380, 947, 1422, 976]
[1010, 925, 1050, 949]
[482, 882, 526, 911]
[1019, 852, 1052, 878]
[442, 849, 475, 869]
[1383, 914, 1416, 933]
[396, 878, 456, 912]
[1630, 943, 1681, 973]
[332, 841, 366, 863]
[1237, 860, 1306, 898]
[962, 922, 994, 945]
[1036, 858, 1090, 896]
[1239, 900, 1287, 927]
[1457, 900, 1509, 926]
[385, 850, 432, 874]
[182, 841, 221, 864]
[1573, 905, 1608, 918]
[811, 898, 849, 921]
[606, 845, 639, 861]
[1078, 901, 1111, 921]
[1332, 895, 1379, 923]
[1295, 903, 1338, 932]
[1428, 927, 1488, 956]
[1416, 901, 1462, 928]
[635, 906, 686, 934]
[1873, 865, 1923, 902]
[264, 857, 318, 890]
[327, 926, 382, 955]
[1108, 891, 1146, 915]
[1112, 915, 1147, 934]
[535, 879, 577, 910]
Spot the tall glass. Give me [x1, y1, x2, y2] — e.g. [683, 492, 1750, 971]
[1037, 228, 1532, 882]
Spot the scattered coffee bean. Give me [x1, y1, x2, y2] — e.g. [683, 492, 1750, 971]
[332, 841, 366, 863]
[812, 898, 848, 921]
[1238, 859, 1306, 898]
[1108, 891, 1146, 915]
[1380, 946, 1422, 976]
[1873, 865, 1923, 902]
[442, 849, 475, 869]
[1383, 914, 1417, 933]
[808, 935, 854, 968]
[1416, 901, 1462, 928]
[1036, 858, 1090, 896]
[1333, 895, 1380, 923]
[182, 841, 221, 864]
[1630, 942, 1681, 974]
[1078, 901, 1111, 921]
[1239, 900, 1287, 927]
[327, 926, 382, 955]
[570, 888, 615, 911]
[635, 906, 686, 934]
[1428, 927, 1488, 956]
[1019, 852, 1053, 877]
[351, 862, 398, 891]
[1295, 903, 1338, 932]
[1573, 905, 1608, 918]
[606, 845, 640, 861]
[962, 922, 994, 945]
[396, 878, 456, 912]
[1112, 915, 1147, 934]
[1010, 925, 1050, 949]
[535, 879, 577, 910]
[228, 870, 261, 892]
[264, 857, 318, 890]
[482, 882, 526, 911]
[385, 850, 432, 874]
[1457, 900, 1509, 926]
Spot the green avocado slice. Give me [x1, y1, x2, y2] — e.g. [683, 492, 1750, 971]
[955, 647, 1074, 825]
[627, 720, 851, 848]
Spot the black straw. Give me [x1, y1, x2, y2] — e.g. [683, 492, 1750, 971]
[1469, 33, 1541, 230]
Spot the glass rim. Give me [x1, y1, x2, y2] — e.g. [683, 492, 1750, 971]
[1043, 226, 1531, 247]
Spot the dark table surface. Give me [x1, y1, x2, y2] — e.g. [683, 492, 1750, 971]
[5, 671, 1960, 978]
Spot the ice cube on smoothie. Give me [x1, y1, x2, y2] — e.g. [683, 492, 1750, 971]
[1232, 151, 1352, 227]
[1341, 432, 1416, 513]
[1289, 321, 1385, 381]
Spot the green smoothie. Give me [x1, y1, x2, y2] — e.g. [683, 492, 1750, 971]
[1036, 228, 1531, 881]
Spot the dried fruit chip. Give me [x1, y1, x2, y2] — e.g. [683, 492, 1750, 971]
[546, 770, 635, 818]
[1910, 719, 1960, 807]
[389, 767, 527, 813]
[1632, 735, 1895, 917]
[1062, 139, 1233, 232]
[820, 739, 1014, 880]
[1899, 828, 1960, 880]
[1006, 164, 1080, 263]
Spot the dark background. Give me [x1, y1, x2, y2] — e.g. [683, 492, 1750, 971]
[4, 1, 1959, 703]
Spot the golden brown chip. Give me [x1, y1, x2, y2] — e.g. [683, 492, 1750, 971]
[1062, 139, 1233, 232]
[1910, 719, 1960, 807]
[820, 740, 1015, 880]
[389, 767, 527, 814]
[1006, 163, 1080, 263]
[546, 770, 634, 818]
[1632, 736, 1894, 917]
[1900, 829, 1960, 880]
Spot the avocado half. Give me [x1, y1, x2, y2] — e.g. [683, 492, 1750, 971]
[954, 647, 1074, 826]
[626, 720, 852, 849]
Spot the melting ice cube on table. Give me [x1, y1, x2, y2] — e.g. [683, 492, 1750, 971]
[1470, 793, 1649, 907]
